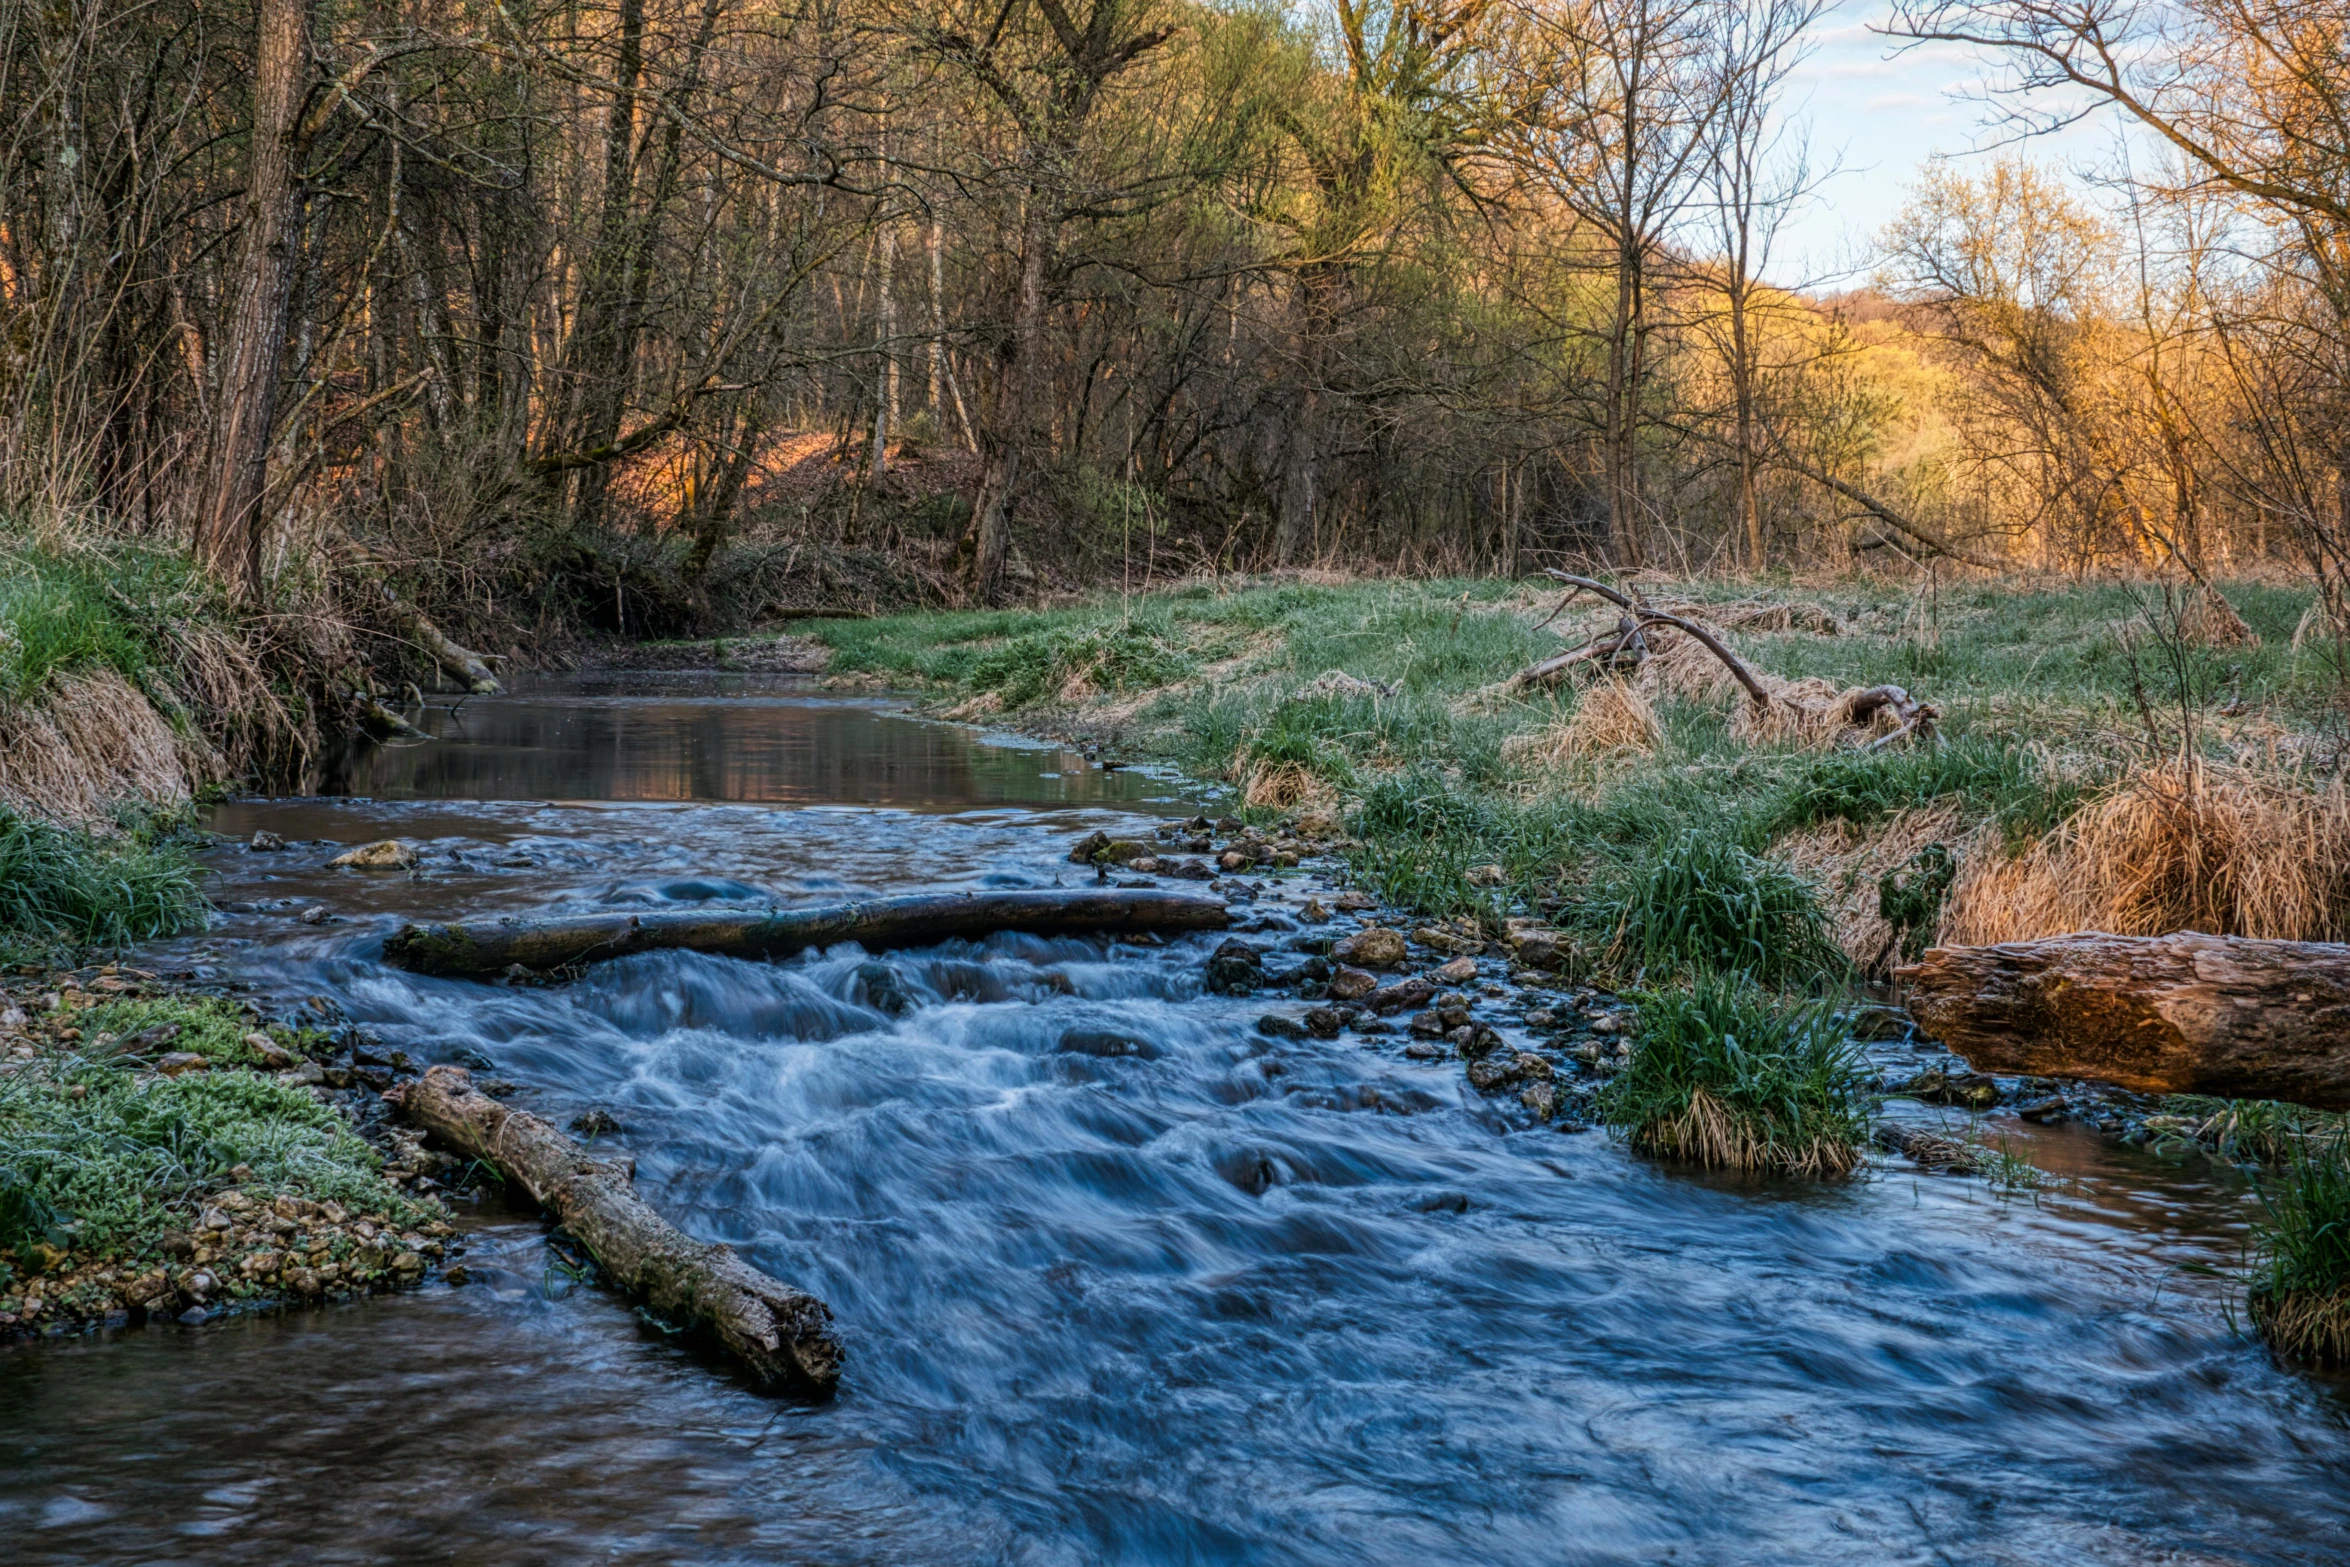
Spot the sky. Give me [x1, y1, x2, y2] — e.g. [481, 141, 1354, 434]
[1769, 0, 2112, 289]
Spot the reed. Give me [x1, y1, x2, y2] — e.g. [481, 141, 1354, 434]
[2249, 1130, 2350, 1367]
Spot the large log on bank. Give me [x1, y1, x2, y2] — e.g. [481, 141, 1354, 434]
[1898, 931, 2350, 1109]
[385, 1065, 840, 1391]
[384, 888, 1231, 978]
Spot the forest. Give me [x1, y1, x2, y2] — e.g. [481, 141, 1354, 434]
[3, 0, 2344, 638]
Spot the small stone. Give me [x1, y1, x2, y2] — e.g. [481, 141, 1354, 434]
[1326, 966, 1378, 1001]
[1255, 1014, 1308, 1040]
[246, 1033, 298, 1069]
[570, 1108, 624, 1137]
[1524, 1009, 1557, 1029]
[1301, 1007, 1343, 1039]
[1588, 1013, 1622, 1036]
[1333, 928, 1408, 968]
[1333, 891, 1378, 912]
[1466, 1057, 1516, 1092]
[248, 831, 285, 852]
[300, 905, 330, 925]
[1403, 1040, 1446, 1060]
[390, 1252, 426, 1276]
[156, 1052, 208, 1076]
[280, 1060, 325, 1087]
[1520, 1081, 1559, 1120]
[1409, 1010, 1448, 1038]
[1433, 956, 1479, 984]
[443, 1265, 472, 1287]
[1457, 1025, 1503, 1061]
[328, 839, 420, 870]
[2016, 1096, 2069, 1124]
[1300, 899, 1330, 922]
[1218, 850, 1250, 872]
[1204, 939, 1265, 995]
[1411, 926, 1482, 957]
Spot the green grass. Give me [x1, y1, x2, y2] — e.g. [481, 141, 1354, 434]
[1585, 828, 1845, 987]
[0, 1057, 414, 1261]
[2249, 1130, 2350, 1366]
[0, 539, 223, 703]
[802, 572, 2328, 953]
[72, 996, 284, 1068]
[0, 806, 206, 961]
[1597, 973, 1876, 1177]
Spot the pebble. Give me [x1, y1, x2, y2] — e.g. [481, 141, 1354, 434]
[1332, 928, 1407, 967]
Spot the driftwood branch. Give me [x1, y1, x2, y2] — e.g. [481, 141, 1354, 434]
[386, 1066, 840, 1390]
[1520, 573, 1773, 707]
[1899, 931, 2350, 1109]
[385, 888, 1233, 978]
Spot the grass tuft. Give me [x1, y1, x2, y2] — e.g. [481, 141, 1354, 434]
[0, 806, 206, 960]
[2249, 1130, 2350, 1366]
[1599, 973, 1875, 1178]
[1591, 829, 1845, 986]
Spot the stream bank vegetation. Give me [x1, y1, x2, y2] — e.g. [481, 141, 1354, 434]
[0, 984, 455, 1337]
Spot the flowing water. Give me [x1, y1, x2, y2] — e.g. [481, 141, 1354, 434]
[5, 672, 2350, 1566]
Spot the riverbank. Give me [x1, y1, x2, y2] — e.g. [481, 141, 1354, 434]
[0, 963, 457, 1339]
[791, 574, 2350, 1175]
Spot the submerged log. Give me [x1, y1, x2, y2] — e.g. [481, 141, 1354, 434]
[386, 1066, 839, 1391]
[385, 888, 1232, 978]
[1899, 931, 2350, 1110]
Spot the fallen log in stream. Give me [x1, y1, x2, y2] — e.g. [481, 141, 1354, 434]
[384, 888, 1232, 978]
[1899, 931, 2350, 1110]
[385, 1065, 841, 1391]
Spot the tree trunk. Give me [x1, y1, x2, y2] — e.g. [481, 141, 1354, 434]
[196, 0, 311, 596]
[384, 887, 1232, 977]
[1898, 931, 2350, 1110]
[386, 1066, 840, 1391]
[965, 194, 1053, 597]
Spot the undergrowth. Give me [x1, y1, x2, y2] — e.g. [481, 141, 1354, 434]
[0, 1058, 413, 1261]
[2249, 1130, 2350, 1366]
[1598, 974, 1875, 1178]
[0, 806, 206, 961]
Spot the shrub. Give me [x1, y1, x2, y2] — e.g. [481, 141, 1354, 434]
[1594, 829, 1844, 985]
[1599, 975, 1875, 1178]
[0, 807, 205, 959]
[2249, 1130, 2350, 1366]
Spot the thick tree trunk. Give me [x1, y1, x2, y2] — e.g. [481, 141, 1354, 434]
[385, 888, 1232, 977]
[1899, 931, 2350, 1109]
[386, 1066, 840, 1391]
[196, 0, 311, 595]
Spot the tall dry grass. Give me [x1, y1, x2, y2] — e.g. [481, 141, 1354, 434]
[1943, 759, 2350, 945]
[1502, 679, 1661, 770]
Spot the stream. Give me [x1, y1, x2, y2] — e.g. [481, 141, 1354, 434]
[4, 672, 2349, 1565]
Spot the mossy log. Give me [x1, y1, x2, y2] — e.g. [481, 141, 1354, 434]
[1899, 931, 2350, 1109]
[385, 1065, 840, 1391]
[384, 888, 1232, 978]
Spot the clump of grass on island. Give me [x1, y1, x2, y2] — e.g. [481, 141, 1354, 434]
[1598, 974, 1875, 1179]
[2248, 1131, 2350, 1367]
[0, 805, 206, 963]
[1589, 828, 1846, 988]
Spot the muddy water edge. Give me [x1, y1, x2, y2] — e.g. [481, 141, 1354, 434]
[4, 670, 2350, 1567]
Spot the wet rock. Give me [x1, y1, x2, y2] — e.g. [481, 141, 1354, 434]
[1300, 899, 1330, 922]
[1205, 939, 1265, 995]
[1466, 1057, 1516, 1092]
[1058, 1029, 1158, 1059]
[1404, 1040, 1447, 1060]
[1302, 1007, 1344, 1039]
[1523, 1009, 1557, 1029]
[1166, 859, 1215, 881]
[1255, 1014, 1308, 1040]
[570, 1108, 625, 1137]
[300, 905, 330, 925]
[1369, 977, 1438, 1015]
[1894, 1068, 2001, 1110]
[1587, 1012, 1623, 1036]
[280, 1059, 325, 1087]
[1520, 1081, 1559, 1120]
[1327, 966, 1379, 1001]
[1218, 850, 1250, 872]
[1412, 926, 1482, 957]
[1457, 1025, 1503, 1061]
[1068, 832, 1155, 866]
[1333, 927, 1408, 968]
[855, 961, 911, 1016]
[2016, 1096, 2069, 1123]
[1432, 956, 1479, 984]
[1409, 1011, 1448, 1038]
[248, 831, 285, 852]
[1284, 955, 1333, 986]
[329, 839, 420, 871]
[1333, 891, 1378, 912]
